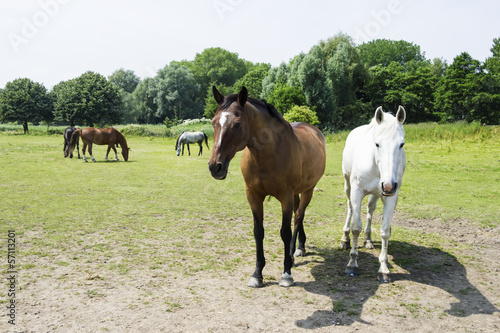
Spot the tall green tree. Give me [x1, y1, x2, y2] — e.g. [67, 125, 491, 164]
[52, 71, 122, 127]
[132, 77, 159, 123]
[358, 39, 426, 67]
[108, 68, 141, 93]
[260, 62, 290, 100]
[434, 52, 482, 121]
[189, 47, 248, 102]
[232, 63, 271, 99]
[0, 78, 52, 133]
[267, 82, 306, 114]
[153, 63, 201, 122]
[291, 45, 336, 126]
[485, 37, 500, 74]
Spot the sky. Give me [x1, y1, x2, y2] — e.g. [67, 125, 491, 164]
[1, 0, 499, 89]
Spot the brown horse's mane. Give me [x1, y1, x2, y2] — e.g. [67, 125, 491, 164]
[219, 94, 293, 134]
[115, 129, 128, 148]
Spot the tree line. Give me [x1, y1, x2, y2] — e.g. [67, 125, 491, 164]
[1, 33, 499, 133]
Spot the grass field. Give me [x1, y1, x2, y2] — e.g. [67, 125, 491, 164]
[0, 122, 499, 331]
[1, 122, 498, 263]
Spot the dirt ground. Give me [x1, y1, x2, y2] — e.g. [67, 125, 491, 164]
[2, 215, 499, 333]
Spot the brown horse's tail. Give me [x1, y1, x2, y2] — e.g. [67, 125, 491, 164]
[203, 133, 210, 150]
[67, 129, 81, 156]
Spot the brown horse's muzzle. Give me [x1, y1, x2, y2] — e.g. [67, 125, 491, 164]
[208, 159, 229, 180]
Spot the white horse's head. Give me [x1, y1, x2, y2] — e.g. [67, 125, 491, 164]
[372, 106, 406, 197]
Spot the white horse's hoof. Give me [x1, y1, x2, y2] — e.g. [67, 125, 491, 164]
[345, 267, 359, 277]
[279, 273, 294, 287]
[248, 277, 263, 288]
[364, 240, 374, 249]
[294, 248, 306, 257]
[339, 241, 351, 250]
[378, 273, 391, 283]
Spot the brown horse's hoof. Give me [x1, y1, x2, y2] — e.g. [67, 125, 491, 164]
[294, 248, 306, 257]
[279, 273, 294, 287]
[248, 277, 263, 288]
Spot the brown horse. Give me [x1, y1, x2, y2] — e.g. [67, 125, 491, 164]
[208, 86, 326, 288]
[66, 127, 130, 162]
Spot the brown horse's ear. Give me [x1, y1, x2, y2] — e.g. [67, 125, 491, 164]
[213, 86, 224, 105]
[238, 86, 248, 107]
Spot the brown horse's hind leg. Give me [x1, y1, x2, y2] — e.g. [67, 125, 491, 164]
[279, 195, 295, 287]
[82, 142, 88, 162]
[88, 143, 96, 162]
[291, 188, 314, 258]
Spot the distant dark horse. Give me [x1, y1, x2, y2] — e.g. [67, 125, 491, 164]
[175, 131, 209, 156]
[66, 127, 130, 162]
[63, 126, 80, 159]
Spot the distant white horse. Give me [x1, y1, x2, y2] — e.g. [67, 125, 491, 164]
[175, 131, 209, 156]
[340, 106, 406, 283]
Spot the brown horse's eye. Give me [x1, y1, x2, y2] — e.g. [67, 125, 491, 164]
[234, 122, 242, 129]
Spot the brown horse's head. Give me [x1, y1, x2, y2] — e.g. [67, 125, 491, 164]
[121, 147, 130, 161]
[208, 86, 250, 180]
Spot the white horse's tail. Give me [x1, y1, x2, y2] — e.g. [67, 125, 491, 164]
[203, 133, 209, 150]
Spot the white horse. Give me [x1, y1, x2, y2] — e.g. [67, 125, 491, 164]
[175, 131, 209, 156]
[340, 106, 406, 283]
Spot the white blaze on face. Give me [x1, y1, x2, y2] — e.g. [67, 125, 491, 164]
[218, 111, 231, 147]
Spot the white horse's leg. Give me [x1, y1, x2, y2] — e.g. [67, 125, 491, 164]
[378, 195, 398, 283]
[340, 174, 352, 249]
[364, 195, 378, 249]
[346, 188, 363, 276]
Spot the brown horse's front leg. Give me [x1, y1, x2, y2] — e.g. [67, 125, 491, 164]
[247, 190, 265, 288]
[279, 195, 295, 287]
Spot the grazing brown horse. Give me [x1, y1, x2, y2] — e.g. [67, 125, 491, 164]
[208, 86, 326, 288]
[66, 127, 130, 162]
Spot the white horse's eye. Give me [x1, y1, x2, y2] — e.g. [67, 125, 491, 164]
[375, 143, 380, 148]
[400, 143, 405, 148]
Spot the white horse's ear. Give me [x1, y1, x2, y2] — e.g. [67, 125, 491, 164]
[396, 106, 406, 124]
[375, 106, 384, 124]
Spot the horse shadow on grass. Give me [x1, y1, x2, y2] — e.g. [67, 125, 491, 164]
[294, 241, 499, 329]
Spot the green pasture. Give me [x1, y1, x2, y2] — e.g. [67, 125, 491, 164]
[0, 123, 498, 281]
